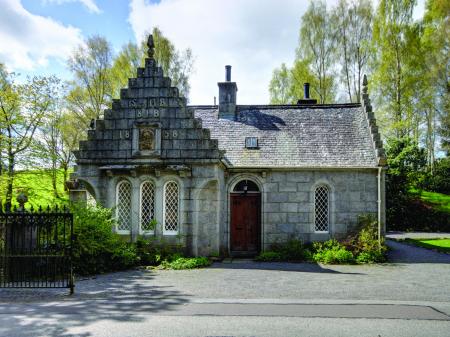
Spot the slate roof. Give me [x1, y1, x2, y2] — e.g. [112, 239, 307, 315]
[193, 104, 379, 168]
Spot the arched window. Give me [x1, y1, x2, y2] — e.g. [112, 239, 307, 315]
[116, 180, 132, 232]
[314, 185, 330, 232]
[140, 181, 155, 233]
[164, 181, 179, 234]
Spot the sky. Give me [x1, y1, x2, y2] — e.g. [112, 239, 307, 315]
[0, 0, 426, 105]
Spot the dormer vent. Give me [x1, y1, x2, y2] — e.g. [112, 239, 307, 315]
[245, 137, 258, 149]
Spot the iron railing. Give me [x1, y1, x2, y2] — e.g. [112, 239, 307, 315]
[0, 206, 74, 294]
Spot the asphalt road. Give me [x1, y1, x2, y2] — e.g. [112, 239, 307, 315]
[0, 240, 449, 337]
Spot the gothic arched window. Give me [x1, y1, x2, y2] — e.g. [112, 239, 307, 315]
[116, 180, 132, 232]
[163, 181, 179, 234]
[314, 185, 330, 232]
[140, 181, 156, 233]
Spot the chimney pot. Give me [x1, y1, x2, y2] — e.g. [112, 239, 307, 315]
[297, 82, 317, 104]
[225, 65, 231, 82]
[304, 83, 310, 99]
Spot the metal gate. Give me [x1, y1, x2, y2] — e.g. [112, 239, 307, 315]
[0, 206, 74, 294]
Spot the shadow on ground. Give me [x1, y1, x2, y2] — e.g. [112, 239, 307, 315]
[210, 261, 364, 274]
[386, 240, 450, 264]
[0, 270, 190, 337]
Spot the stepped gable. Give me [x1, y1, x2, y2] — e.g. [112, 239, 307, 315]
[74, 35, 222, 165]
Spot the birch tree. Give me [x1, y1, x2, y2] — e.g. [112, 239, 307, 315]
[0, 66, 58, 209]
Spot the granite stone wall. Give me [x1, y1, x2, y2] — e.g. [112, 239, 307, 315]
[261, 170, 380, 249]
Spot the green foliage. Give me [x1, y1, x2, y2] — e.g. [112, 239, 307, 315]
[145, 27, 195, 100]
[272, 238, 307, 261]
[413, 189, 450, 213]
[311, 239, 355, 264]
[385, 137, 450, 231]
[345, 214, 387, 263]
[67, 35, 113, 124]
[421, 158, 450, 195]
[268, 59, 318, 104]
[298, 0, 336, 103]
[135, 236, 183, 266]
[331, 0, 373, 103]
[269, 63, 292, 104]
[254, 251, 283, 262]
[372, 0, 422, 138]
[71, 204, 138, 275]
[356, 251, 385, 264]
[159, 256, 211, 270]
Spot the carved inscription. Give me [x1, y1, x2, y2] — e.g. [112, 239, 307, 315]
[139, 128, 155, 151]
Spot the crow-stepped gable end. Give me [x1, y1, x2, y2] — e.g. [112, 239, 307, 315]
[69, 34, 386, 257]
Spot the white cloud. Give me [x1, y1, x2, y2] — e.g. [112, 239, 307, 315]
[43, 0, 102, 14]
[128, 0, 319, 104]
[0, 0, 83, 71]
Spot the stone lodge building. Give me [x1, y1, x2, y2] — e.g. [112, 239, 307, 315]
[70, 35, 386, 257]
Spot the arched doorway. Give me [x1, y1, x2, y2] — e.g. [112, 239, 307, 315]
[230, 179, 261, 256]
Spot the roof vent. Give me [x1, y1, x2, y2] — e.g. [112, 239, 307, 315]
[297, 83, 317, 104]
[245, 137, 258, 149]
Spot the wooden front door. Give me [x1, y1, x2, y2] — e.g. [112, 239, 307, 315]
[230, 193, 261, 254]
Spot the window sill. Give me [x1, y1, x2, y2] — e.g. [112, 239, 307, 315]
[116, 230, 131, 235]
[163, 231, 179, 236]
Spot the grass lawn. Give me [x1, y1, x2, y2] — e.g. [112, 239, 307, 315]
[0, 169, 70, 208]
[405, 238, 450, 254]
[411, 189, 450, 213]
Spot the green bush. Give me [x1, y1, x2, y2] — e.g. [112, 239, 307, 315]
[159, 256, 211, 270]
[356, 251, 385, 264]
[71, 204, 139, 275]
[349, 215, 387, 263]
[254, 251, 283, 262]
[135, 237, 183, 266]
[270, 238, 307, 261]
[421, 157, 450, 194]
[311, 239, 355, 264]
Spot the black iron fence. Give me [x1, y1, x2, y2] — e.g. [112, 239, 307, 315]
[0, 206, 74, 294]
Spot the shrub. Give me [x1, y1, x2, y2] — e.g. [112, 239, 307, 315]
[135, 237, 183, 266]
[159, 256, 211, 270]
[421, 157, 450, 194]
[270, 238, 307, 261]
[71, 204, 139, 275]
[254, 251, 283, 262]
[343, 214, 387, 263]
[311, 239, 355, 264]
[356, 251, 385, 264]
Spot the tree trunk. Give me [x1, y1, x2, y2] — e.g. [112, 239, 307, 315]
[62, 163, 68, 192]
[5, 151, 14, 211]
[51, 157, 59, 198]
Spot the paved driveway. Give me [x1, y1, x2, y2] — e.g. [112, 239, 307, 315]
[0, 240, 449, 337]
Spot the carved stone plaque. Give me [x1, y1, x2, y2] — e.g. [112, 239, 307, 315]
[132, 122, 161, 158]
[139, 128, 155, 151]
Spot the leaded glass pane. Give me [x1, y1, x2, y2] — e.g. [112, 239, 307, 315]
[116, 181, 132, 231]
[140, 181, 155, 232]
[314, 185, 329, 232]
[164, 181, 179, 232]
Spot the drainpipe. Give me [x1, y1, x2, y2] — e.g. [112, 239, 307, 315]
[377, 167, 382, 248]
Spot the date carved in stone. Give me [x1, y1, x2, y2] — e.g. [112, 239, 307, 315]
[139, 128, 155, 151]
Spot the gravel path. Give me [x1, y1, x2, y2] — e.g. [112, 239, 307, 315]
[0, 240, 449, 337]
[0, 240, 449, 304]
